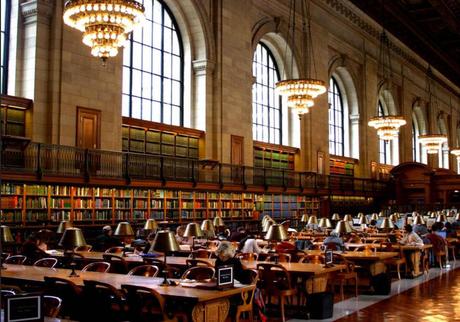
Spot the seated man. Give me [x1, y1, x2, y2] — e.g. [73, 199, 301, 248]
[322, 232, 344, 250]
[399, 224, 424, 277]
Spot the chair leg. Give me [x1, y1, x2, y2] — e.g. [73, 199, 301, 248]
[340, 280, 344, 299]
[249, 310, 254, 322]
[397, 264, 401, 280]
[354, 278, 358, 297]
[280, 296, 286, 322]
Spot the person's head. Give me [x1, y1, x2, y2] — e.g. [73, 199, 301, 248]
[329, 231, 340, 238]
[103, 225, 112, 236]
[176, 225, 185, 237]
[27, 233, 40, 245]
[237, 227, 245, 233]
[404, 224, 413, 233]
[215, 241, 235, 261]
[146, 232, 156, 243]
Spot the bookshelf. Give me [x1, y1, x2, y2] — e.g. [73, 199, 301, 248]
[1, 95, 32, 137]
[0, 183, 320, 226]
[253, 141, 297, 170]
[122, 118, 202, 159]
[329, 156, 356, 176]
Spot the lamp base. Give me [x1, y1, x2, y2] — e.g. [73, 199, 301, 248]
[68, 268, 79, 278]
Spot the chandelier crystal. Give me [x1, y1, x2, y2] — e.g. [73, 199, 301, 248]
[418, 134, 447, 154]
[275, 0, 326, 117]
[63, 0, 145, 60]
[368, 116, 406, 141]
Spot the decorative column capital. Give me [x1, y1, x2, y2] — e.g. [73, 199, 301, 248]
[21, 0, 54, 26]
[192, 59, 215, 76]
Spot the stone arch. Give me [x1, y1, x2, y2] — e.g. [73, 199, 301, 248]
[163, 0, 214, 130]
[328, 55, 360, 159]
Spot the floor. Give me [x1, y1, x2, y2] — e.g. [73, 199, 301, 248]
[287, 261, 460, 322]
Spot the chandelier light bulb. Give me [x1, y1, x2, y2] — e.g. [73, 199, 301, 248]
[63, 0, 145, 61]
[368, 116, 406, 141]
[418, 134, 448, 154]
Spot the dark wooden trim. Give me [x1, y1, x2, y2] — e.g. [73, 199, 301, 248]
[330, 154, 359, 164]
[0, 94, 33, 110]
[122, 117, 204, 137]
[253, 140, 299, 153]
[76, 106, 101, 149]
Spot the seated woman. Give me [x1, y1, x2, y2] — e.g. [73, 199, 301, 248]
[322, 232, 344, 250]
[215, 241, 245, 283]
[21, 233, 48, 265]
[239, 235, 264, 254]
[175, 225, 193, 247]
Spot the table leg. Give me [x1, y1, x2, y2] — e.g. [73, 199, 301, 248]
[192, 298, 230, 322]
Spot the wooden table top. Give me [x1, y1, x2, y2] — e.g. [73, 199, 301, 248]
[1, 264, 251, 302]
[304, 250, 398, 261]
[241, 261, 345, 275]
[393, 244, 433, 251]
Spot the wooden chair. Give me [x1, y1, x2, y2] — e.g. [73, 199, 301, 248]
[105, 246, 124, 254]
[185, 258, 213, 267]
[237, 252, 259, 261]
[122, 284, 178, 322]
[44, 277, 82, 320]
[5, 255, 26, 265]
[433, 246, 448, 269]
[421, 248, 430, 274]
[257, 263, 297, 322]
[235, 269, 258, 322]
[329, 254, 358, 299]
[102, 254, 129, 274]
[143, 257, 181, 278]
[43, 295, 62, 318]
[74, 245, 92, 252]
[383, 245, 407, 280]
[33, 257, 58, 268]
[82, 280, 127, 322]
[447, 240, 457, 262]
[181, 266, 215, 281]
[324, 242, 342, 251]
[298, 254, 324, 264]
[1, 289, 15, 308]
[189, 249, 212, 259]
[267, 253, 291, 263]
[82, 261, 111, 273]
[128, 265, 159, 277]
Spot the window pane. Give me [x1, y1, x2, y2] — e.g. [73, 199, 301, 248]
[1, 0, 11, 94]
[122, 0, 183, 126]
[251, 43, 281, 144]
[328, 77, 345, 156]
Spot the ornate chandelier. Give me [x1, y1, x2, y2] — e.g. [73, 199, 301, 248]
[275, 0, 326, 117]
[419, 134, 447, 154]
[450, 148, 460, 159]
[63, 0, 145, 61]
[368, 31, 405, 141]
[368, 115, 406, 140]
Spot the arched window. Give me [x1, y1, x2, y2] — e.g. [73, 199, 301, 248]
[252, 42, 281, 144]
[378, 101, 391, 165]
[0, 0, 11, 94]
[437, 116, 449, 169]
[412, 121, 421, 162]
[122, 0, 183, 126]
[328, 77, 345, 156]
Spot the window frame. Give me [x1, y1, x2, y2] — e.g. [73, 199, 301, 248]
[122, 0, 184, 126]
[1, 0, 11, 94]
[328, 77, 345, 156]
[378, 101, 391, 165]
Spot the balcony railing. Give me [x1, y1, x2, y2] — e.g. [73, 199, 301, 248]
[1, 142, 389, 193]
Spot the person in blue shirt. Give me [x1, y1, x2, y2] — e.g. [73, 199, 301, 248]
[322, 232, 344, 250]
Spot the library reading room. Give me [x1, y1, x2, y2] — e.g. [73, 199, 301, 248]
[1, 0, 460, 321]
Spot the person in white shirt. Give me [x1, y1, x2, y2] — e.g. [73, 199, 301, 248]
[399, 224, 424, 247]
[240, 235, 264, 254]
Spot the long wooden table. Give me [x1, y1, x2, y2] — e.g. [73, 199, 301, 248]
[1, 264, 252, 322]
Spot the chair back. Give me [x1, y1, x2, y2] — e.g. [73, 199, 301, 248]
[240, 269, 258, 305]
[5, 255, 26, 265]
[267, 253, 291, 263]
[128, 265, 159, 277]
[298, 254, 324, 264]
[82, 261, 111, 273]
[190, 249, 212, 259]
[324, 242, 342, 251]
[122, 284, 177, 322]
[102, 254, 128, 274]
[237, 252, 259, 261]
[43, 295, 62, 318]
[82, 280, 127, 321]
[34, 257, 58, 268]
[142, 257, 181, 278]
[105, 246, 124, 254]
[1, 290, 15, 308]
[185, 259, 213, 267]
[75, 245, 92, 252]
[44, 277, 82, 320]
[257, 263, 293, 293]
[181, 266, 215, 281]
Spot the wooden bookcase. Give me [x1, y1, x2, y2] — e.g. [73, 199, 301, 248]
[0, 95, 32, 137]
[1, 183, 320, 226]
[253, 141, 297, 170]
[329, 156, 356, 176]
[122, 118, 202, 159]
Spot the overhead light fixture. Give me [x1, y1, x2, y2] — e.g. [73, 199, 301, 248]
[419, 134, 447, 154]
[63, 0, 145, 61]
[368, 31, 406, 140]
[275, 0, 326, 117]
[450, 148, 460, 159]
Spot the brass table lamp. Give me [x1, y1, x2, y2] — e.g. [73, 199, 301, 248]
[264, 224, 288, 262]
[371, 213, 379, 221]
[184, 223, 203, 258]
[56, 220, 73, 234]
[331, 213, 341, 221]
[151, 230, 180, 286]
[413, 215, 425, 225]
[436, 214, 447, 223]
[343, 214, 353, 222]
[318, 218, 332, 229]
[144, 219, 158, 232]
[300, 214, 309, 222]
[59, 228, 87, 277]
[0, 225, 14, 269]
[379, 218, 395, 230]
[114, 222, 135, 256]
[201, 219, 215, 239]
[307, 215, 318, 225]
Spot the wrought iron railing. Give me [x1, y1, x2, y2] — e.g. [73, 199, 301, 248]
[1, 142, 389, 193]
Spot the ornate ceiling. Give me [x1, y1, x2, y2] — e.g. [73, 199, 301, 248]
[349, 0, 460, 88]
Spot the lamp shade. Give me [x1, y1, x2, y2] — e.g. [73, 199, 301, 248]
[300, 214, 309, 222]
[357, 213, 364, 219]
[57, 221, 73, 234]
[0, 225, 14, 243]
[307, 215, 318, 225]
[429, 211, 436, 218]
[413, 215, 425, 225]
[201, 219, 215, 232]
[262, 219, 275, 233]
[114, 222, 135, 237]
[334, 220, 353, 234]
[371, 213, 379, 221]
[264, 224, 288, 241]
[58, 228, 86, 250]
[436, 214, 447, 223]
[331, 213, 340, 221]
[389, 214, 398, 222]
[144, 219, 158, 231]
[359, 216, 369, 225]
[379, 218, 394, 229]
[262, 215, 272, 225]
[184, 223, 203, 238]
[343, 214, 353, 222]
[213, 216, 225, 227]
[318, 218, 332, 228]
[455, 213, 460, 221]
[151, 230, 180, 253]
